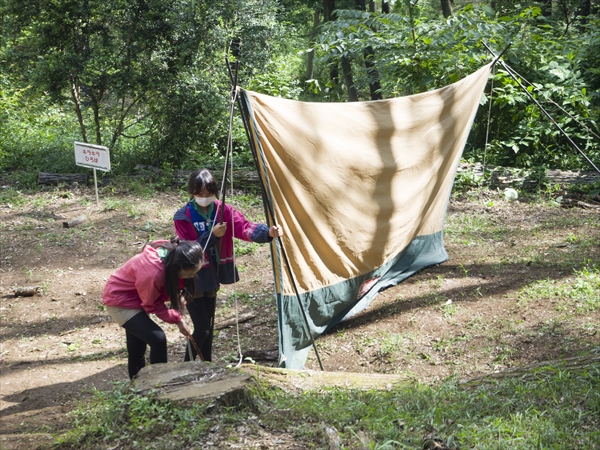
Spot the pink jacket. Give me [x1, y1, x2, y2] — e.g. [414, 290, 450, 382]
[102, 242, 182, 324]
[173, 200, 272, 291]
[174, 200, 264, 266]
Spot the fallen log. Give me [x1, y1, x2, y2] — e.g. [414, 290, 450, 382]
[173, 170, 261, 189]
[63, 215, 88, 228]
[133, 361, 414, 403]
[12, 286, 42, 297]
[135, 164, 162, 174]
[38, 172, 88, 185]
[577, 201, 600, 209]
[244, 346, 278, 361]
[215, 312, 255, 330]
[238, 364, 412, 392]
[489, 168, 600, 189]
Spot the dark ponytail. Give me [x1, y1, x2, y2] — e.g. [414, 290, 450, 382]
[149, 237, 203, 311]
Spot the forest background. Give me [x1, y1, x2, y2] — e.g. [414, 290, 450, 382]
[1, 0, 599, 180]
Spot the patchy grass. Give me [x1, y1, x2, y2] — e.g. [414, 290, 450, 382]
[1, 180, 599, 449]
[56, 360, 600, 449]
[519, 262, 600, 312]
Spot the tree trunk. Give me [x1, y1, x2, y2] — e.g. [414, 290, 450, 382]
[323, 0, 335, 22]
[357, 0, 382, 100]
[70, 79, 88, 143]
[441, 0, 453, 17]
[364, 47, 382, 100]
[541, 0, 552, 16]
[577, 0, 591, 27]
[322, 0, 339, 89]
[92, 97, 102, 145]
[382, 0, 390, 13]
[341, 56, 358, 102]
[306, 6, 321, 80]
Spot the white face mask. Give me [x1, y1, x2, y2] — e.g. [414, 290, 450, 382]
[194, 196, 215, 207]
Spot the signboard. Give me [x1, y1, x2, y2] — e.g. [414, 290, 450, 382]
[74, 142, 111, 172]
[74, 141, 111, 208]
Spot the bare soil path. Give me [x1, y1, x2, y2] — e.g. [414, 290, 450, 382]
[1, 185, 599, 449]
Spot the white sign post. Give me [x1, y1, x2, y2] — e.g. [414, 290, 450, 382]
[74, 142, 111, 208]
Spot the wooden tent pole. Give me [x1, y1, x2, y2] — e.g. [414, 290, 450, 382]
[226, 52, 325, 371]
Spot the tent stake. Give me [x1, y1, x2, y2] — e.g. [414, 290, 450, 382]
[484, 42, 600, 174]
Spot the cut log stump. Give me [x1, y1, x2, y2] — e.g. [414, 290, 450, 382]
[132, 361, 254, 404]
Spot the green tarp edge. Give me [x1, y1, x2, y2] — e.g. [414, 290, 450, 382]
[277, 231, 447, 369]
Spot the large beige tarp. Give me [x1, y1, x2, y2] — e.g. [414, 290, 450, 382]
[241, 64, 491, 368]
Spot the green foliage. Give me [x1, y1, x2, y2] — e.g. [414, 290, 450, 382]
[2, 0, 599, 180]
[235, 240, 260, 256]
[59, 384, 212, 448]
[0, 74, 82, 174]
[246, 53, 305, 99]
[519, 261, 600, 311]
[452, 167, 483, 193]
[145, 73, 230, 166]
[570, 179, 600, 198]
[311, 6, 600, 170]
[0, 186, 28, 207]
[0, 0, 287, 176]
[261, 366, 600, 448]
[475, 22, 600, 169]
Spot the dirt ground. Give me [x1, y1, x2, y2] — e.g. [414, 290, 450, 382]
[1, 184, 599, 449]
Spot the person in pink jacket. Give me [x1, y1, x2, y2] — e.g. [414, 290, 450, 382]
[173, 168, 283, 362]
[103, 238, 203, 379]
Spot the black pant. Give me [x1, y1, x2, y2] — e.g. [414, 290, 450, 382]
[185, 297, 216, 362]
[122, 312, 168, 379]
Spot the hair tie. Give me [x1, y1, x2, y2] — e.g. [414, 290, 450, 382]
[156, 247, 169, 260]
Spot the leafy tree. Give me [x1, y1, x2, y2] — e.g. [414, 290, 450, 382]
[311, 3, 599, 169]
[2, 0, 204, 148]
[0, 0, 285, 171]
